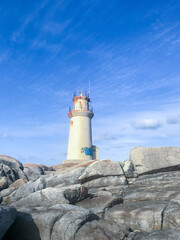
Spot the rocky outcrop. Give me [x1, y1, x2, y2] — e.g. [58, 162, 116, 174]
[79, 160, 126, 187]
[24, 163, 55, 172]
[0, 155, 27, 187]
[0, 206, 16, 239]
[1, 147, 180, 239]
[5, 205, 98, 240]
[24, 166, 44, 181]
[14, 185, 88, 208]
[0, 177, 8, 191]
[0, 156, 48, 190]
[75, 219, 128, 240]
[130, 147, 180, 175]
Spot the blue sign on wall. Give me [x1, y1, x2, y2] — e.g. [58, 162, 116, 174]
[84, 147, 93, 155]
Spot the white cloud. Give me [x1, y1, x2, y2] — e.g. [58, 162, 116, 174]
[92, 101, 180, 161]
[132, 118, 162, 130]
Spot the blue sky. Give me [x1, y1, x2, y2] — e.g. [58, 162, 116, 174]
[0, 0, 180, 165]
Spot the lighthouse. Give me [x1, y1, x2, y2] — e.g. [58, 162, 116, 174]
[65, 90, 98, 163]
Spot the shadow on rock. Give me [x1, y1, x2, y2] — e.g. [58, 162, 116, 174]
[3, 211, 41, 240]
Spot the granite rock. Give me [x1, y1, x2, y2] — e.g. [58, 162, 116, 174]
[24, 166, 44, 181]
[130, 147, 180, 175]
[14, 184, 88, 208]
[78, 160, 125, 183]
[104, 201, 166, 232]
[0, 155, 27, 187]
[75, 219, 128, 240]
[0, 176, 9, 191]
[2, 148, 180, 239]
[5, 205, 98, 240]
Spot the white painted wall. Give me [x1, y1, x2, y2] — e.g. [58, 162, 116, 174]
[67, 115, 93, 160]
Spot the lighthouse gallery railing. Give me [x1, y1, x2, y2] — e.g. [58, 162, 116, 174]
[69, 105, 93, 113]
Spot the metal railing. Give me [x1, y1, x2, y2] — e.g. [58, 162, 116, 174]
[69, 105, 93, 113]
[73, 90, 89, 98]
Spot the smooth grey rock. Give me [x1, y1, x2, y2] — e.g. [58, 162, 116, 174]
[76, 189, 123, 213]
[134, 228, 180, 240]
[75, 219, 128, 240]
[123, 172, 180, 202]
[46, 167, 85, 188]
[6, 204, 97, 240]
[104, 201, 166, 232]
[14, 185, 88, 208]
[100, 185, 127, 198]
[0, 205, 17, 240]
[11, 167, 85, 204]
[24, 166, 44, 181]
[123, 189, 176, 203]
[131, 171, 180, 188]
[0, 187, 16, 198]
[130, 147, 180, 175]
[51, 207, 95, 240]
[78, 160, 125, 183]
[12, 177, 46, 202]
[163, 204, 180, 229]
[0, 176, 9, 190]
[83, 175, 127, 188]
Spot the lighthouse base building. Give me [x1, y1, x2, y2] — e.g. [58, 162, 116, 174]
[63, 90, 99, 164]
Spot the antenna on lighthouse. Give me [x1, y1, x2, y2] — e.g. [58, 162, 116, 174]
[89, 80, 90, 98]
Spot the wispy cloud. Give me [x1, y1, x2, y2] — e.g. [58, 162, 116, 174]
[167, 115, 180, 125]
[42, 20, 71, 35]
[11, 0, 49, 42]
[31, 40, 63, 53]
[1, 122, 68, 138]
[93, 133, 120, 143]
[0, 51, 9, 64]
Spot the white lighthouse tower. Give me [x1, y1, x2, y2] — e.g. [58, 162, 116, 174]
[65, 90, 98, 163]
